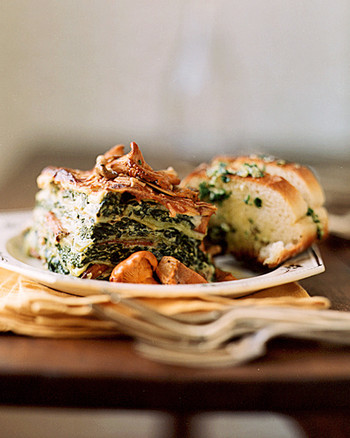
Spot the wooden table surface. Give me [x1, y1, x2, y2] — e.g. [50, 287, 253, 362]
[0, 155, 349, 438]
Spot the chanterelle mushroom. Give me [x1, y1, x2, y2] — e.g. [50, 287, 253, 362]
[156, 256, 208, 285]
[109, 251, 159, 284]
[214, 267, 237, 282]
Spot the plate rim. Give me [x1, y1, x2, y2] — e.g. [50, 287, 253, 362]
[0, 209, 325, 298]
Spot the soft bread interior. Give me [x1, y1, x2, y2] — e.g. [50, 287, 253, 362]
[208, 175, 317, 267]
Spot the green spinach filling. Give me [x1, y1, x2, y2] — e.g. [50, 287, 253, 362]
[29, 187, 215, 280]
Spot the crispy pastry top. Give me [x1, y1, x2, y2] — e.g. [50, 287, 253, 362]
[37, 142, 216, 230]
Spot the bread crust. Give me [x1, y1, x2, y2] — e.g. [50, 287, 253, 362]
[215, 172, 309, 220]
[211, 155, 325, 207]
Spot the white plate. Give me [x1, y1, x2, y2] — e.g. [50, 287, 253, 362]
[0, 210, 325, 298]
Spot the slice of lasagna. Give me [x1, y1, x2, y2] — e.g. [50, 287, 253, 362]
[25, 142, 216, 281]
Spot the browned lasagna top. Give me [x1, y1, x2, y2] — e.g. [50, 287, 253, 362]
[37, 142, 216, 231]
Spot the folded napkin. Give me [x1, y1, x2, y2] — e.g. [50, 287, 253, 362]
[0, 267, 330, 338]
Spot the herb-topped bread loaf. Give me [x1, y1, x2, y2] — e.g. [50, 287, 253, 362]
[181, 156, 328, 268]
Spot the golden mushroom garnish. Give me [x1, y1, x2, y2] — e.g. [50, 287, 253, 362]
[156, 256, 208, 285]
[109, 251, 159, 284]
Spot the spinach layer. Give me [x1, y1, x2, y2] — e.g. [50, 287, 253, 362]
[29, 187, 215, 281]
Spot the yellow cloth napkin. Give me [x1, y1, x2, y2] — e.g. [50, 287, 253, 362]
[0, 267, 330, 338]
